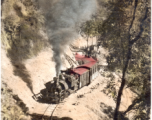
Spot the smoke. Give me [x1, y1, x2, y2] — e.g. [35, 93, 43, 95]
[12, 63, 34, 94]
[38, 0, 97, 75]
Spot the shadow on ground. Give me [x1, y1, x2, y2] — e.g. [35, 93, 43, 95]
[30, 113, 73, 120]
[7, 45, 35, 94]
[100, 102, 129, 120]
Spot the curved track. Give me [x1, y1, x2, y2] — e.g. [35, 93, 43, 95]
[41, 104, 58, 119]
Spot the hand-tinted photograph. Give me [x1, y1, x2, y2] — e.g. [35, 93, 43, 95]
[1, 0, 150, 120]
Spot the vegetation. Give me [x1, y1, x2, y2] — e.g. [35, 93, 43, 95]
[1, 0, 150, 119]
[1, 82, 30, 120]
[80, 0, 111, 45]
[2, 0, 46, 62]
[1, 0, 47, 117]
[81, 0, 150, 119]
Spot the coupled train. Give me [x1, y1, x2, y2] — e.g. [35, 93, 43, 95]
[33, 53, 99, 103]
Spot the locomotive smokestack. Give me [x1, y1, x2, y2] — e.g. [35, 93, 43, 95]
[53, 76, 59, 86]
[56, 63, 61, 77]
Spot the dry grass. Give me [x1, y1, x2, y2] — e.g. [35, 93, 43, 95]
[1, 82, 31, 120]
[1, 1, 48, 118]
[1, 0, 47, 62]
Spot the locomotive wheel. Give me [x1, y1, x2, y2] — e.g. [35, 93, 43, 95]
[54, 96, 60, 104]
[60, 90, 70, 101]
[60, 90, 66, 101]
[65, 90, 70, 98]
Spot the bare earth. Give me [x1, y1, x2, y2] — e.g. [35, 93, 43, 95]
[1, 38, 135, 120]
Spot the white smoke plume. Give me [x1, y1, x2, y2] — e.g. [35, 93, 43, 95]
[38, 0, 97, 75]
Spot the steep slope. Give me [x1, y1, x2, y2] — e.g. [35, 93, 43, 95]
[1, 0, 136, 119]
[2, 37, 135, 120]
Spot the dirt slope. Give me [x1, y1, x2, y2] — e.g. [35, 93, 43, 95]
[1, 37, 135, 120]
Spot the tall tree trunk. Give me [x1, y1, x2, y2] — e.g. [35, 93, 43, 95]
[114, 46, 132, 120]
[113, 0, 148, 119]
[113, 0, 139, 119]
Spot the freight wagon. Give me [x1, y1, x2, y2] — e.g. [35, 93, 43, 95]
[33, 53, 99, 103]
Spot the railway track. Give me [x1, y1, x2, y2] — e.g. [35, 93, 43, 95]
[41, 74, 100, 119]
[41, 100, 66, 119]
[41, 104, 57, 119]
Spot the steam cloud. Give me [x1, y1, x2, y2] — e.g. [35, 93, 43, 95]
[38, 0, 97, 75]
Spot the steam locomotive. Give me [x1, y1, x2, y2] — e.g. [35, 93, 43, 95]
[33, 53, 99, 104]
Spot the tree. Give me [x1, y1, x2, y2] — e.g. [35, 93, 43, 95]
[96, 0, 150, 119]
[80, 0, 111, 46]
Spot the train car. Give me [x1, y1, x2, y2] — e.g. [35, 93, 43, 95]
[74, 53, 98, 81]
[33, 53, 99, 103]
[75, 53, 97, 65]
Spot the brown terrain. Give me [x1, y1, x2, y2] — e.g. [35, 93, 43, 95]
[1, 0, 138, 119]
[1, 37, 135, 120]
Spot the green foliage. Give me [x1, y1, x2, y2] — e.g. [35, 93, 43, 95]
[80, 0, 111, 39]
[80, 20, 101, 37]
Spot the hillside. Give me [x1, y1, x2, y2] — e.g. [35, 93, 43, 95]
[1, 36, 135, 120]
[1, 0, 139, 120]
